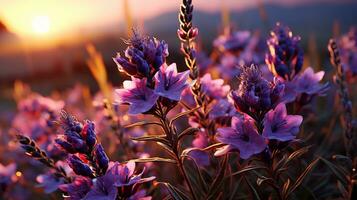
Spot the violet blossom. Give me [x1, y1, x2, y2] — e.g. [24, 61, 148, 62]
[230, 65, 284, 119]
[338, 28, 357, 77]
[84, 161, 155, 200]
[282, 67, 329, 103]
[262, 103, 303, 141]
[154, 63, 189, 101]
[115, 78, 159, 115]
[214, 29, 251, 52]
[59, 176, 93, 200]
[215, 115, 267, 159]
[113, 31, 168, 84]
[266, 23, 304, 80]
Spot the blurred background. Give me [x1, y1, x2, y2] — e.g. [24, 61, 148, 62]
[0, 0, 356, 113]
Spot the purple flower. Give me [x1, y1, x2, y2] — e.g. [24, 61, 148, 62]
[262, 103, 303, 141]
[215, 115, 266, 159]
[12, 94, 64, 152]
[209, 99, 238, 121]
[59, 176, 93, 200]
[113, 32, 169, 82]
[266, 23, 303, 80]
[37, 161, 72, 193]
[94, 144, 109, 174]
[339, 28, 357, 77]
[292, 67, 329, 96]
[56, 113, 98, 154]
[0, 163, 16, 190]
[115, 77, 159, 114]
[36, 174, 64, 193]
[230, 65, 284, 118]
[214, 29, 251, 52]
[154, 63, 189, 101]
[201, 73, 231, 99]
[67, 155, 93, 178]
[189, 131, 210, 166]
[84, 161, 155, 200]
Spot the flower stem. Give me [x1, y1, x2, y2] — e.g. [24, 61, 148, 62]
[156, 103, 197, 200]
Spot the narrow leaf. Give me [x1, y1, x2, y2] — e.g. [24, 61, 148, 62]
[285, 158, 319, 199]
[319, 157, 348, 185]
[244, 176, 261, 200]
[124, 121, 162, 129]
[131, 135, 169, 144]
[159, 182, 190, 200]
[170, 106, 201, 125]
[178, 127, 199, 141]
[129, 157, 177, 164]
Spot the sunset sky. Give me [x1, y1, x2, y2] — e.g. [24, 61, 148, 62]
[0, 0, 352, 40]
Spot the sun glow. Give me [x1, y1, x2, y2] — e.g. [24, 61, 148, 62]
[32, 16, 50, 34]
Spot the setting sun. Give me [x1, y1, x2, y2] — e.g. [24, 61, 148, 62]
[32, 16, 50, 34]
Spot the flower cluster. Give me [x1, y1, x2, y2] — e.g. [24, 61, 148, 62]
[114, 32, 169, 87]
[55, 112, 108, 177]
[216, 64, 303, 159]
[53, 112, 154, 199]
[338, 27, 357, 80]
[212, 28, 267, 80]
[230, 65, 284, 120]
[266, 23, 304, 80]
[115, 33, 190, 115]
[266, 23, 329, 105]
[12, 94, 64, 158]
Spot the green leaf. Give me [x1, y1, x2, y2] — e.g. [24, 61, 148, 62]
[244, 176, 261, 200]
[178, 127, 199, 141]
[285, 158, 319, 199]
[159, 182, 190, 200]
[206, 155, 228, 200]
[128, 157, 177, 164]
[131, 135, 169, 145]
[230, 165, 267, 178]
[319, 156, 348, 185]
[170, 106, 201, 126]
[124, 121, 162, 128]
[181, 155, 208, 195]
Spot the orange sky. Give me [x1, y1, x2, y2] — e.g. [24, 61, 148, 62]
[0, 0, 350, 41]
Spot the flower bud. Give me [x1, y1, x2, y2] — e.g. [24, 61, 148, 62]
[67, 155, 93, 177]
[94, 144, 109, 173]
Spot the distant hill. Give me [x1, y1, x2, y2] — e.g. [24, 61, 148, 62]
[0, 19, 18, 43]
[143, 2, 357, 51]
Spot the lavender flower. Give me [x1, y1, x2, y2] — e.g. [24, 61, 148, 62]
[113, 32, 169, 83]
[36, 174, 64, 193]
[190, 131, 210, 166]
[84, 161, 155, 200]
[230, 65, 284, 119]
[0, 163, 16, 192]
[266, 23, 303, 80]
[67, 155, 93, 178]
[36, 161, 72, 193]
[215, 115, 266, 159]
[154, 63, 189, 101]
[292, 67, 329, 96]
[200, 73, 231, 99]
[338, 28, 357, 77]
[56, 114, 97, 154]
[94, 144, 109, 174]
[59, 176, 93, 200]
[214, 30, 251, 52]
[262, 103, 303, 141]
[115, 78, 159, 115]
[12, 94, 64, 157]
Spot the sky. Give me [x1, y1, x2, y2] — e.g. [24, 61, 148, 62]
[0, 0, 352, 40]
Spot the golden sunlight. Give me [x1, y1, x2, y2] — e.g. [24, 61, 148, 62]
[31, 16, 50, 34]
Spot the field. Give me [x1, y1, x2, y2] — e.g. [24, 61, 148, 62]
[0, 0, 356, 199]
